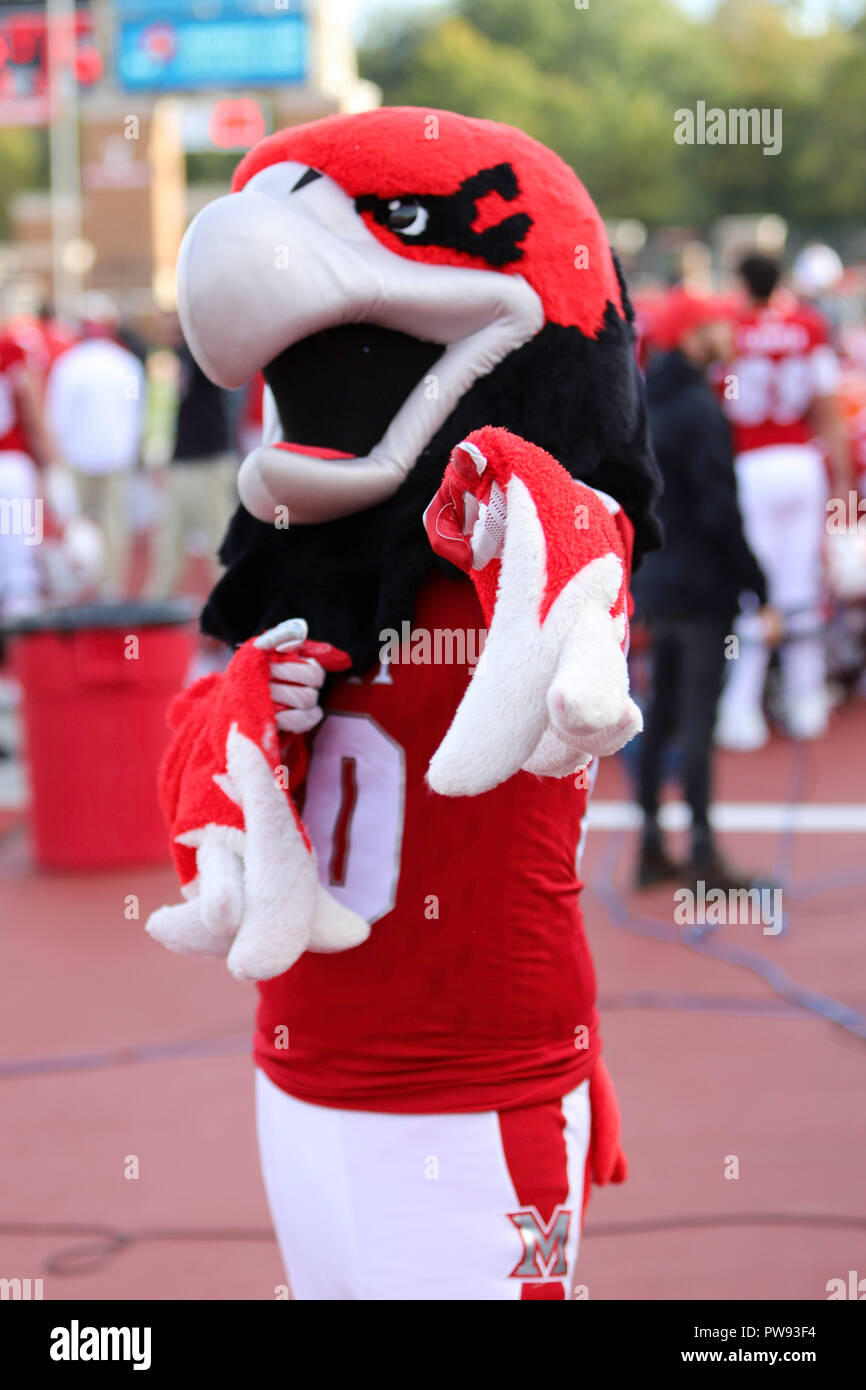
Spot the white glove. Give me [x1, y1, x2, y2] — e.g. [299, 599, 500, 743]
[146, 616, 368, 981]
[254, 617, 330, 734]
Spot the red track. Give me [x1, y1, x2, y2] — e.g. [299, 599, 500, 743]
[2, 701, 864, 1301]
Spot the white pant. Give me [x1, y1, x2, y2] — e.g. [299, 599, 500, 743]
[255, 1068, 591, 1301]
[719, 443, 828, 722]
[0, 451, 42, 618]
[144, 455, 236, 600]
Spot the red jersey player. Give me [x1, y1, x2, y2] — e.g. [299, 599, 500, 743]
[0, 331, 54, 619]
[716, 255, 849, 747]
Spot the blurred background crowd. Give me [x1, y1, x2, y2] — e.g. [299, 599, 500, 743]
[0, 0, 865, 831]
[0, 299, 252, 615]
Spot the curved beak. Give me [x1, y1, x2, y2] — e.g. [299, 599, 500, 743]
[177, 189, 379, 390]
[176, 176, 544, 522]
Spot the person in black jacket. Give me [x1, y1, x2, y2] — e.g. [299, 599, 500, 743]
[632, 289, 779, 891]
[145, 320, 238, 600]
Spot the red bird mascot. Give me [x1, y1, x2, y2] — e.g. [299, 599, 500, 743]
[148, 107, 662, 1300]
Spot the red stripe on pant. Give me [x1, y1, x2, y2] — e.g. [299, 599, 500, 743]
[498, 1099, 571, 1300]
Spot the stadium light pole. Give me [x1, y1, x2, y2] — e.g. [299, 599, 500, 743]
[47, 0, 83, 318]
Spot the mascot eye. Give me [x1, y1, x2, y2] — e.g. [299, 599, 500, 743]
[386, 198, 429, 236]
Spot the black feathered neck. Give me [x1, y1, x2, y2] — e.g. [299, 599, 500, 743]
[202, 307, 662, 670]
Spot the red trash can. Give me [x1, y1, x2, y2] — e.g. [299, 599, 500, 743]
[9, 600, 196, 869]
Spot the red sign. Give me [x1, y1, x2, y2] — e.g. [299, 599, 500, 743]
[207, 97, 267, 151]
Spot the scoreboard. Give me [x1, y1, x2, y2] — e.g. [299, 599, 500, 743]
[115, 0, 309, 92]
[0, 1, 312, 122]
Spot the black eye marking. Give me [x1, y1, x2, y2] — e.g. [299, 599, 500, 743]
[290, 167, 323, 193]
[355, 162, 532, 268]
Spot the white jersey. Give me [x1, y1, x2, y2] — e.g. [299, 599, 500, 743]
[46, 338, 146, 474]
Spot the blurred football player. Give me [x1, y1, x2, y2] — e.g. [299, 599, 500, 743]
[716, 254, 850, 747]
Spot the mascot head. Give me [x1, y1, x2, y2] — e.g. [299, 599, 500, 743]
[177, 107, 661, 667]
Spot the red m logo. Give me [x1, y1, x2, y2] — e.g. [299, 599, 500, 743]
[507, 1205, 572, 1280]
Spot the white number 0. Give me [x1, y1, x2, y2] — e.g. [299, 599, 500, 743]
[302, 712, 406, 925]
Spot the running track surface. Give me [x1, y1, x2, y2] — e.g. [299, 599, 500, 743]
[2, 701, 864, 1301]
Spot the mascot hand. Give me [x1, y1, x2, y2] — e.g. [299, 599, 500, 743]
[254, 617, 350, 734]
[146, 627, 368, 981]
[424, 426, 642, 796]
[582, 1056, 628, 1218]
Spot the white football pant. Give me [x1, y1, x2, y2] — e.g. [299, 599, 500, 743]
[256, 1067, 591, 1301]
[718, 443, 828, 738]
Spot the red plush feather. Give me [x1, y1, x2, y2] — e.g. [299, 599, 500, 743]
[232, 107, 623, 336]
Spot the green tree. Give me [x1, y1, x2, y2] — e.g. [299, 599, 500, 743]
[359, 0, 865, 230]
[0, 128, 48, 239]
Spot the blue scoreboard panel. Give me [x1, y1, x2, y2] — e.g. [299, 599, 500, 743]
[115, 0, 309, 91]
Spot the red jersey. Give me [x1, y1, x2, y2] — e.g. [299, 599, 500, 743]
[837, 366, 866, 485]
[254, 571, 600, 1114]
[7, 315, 78, 375]
[723, 301, 839, 456]
[0, 335, 29, 454]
